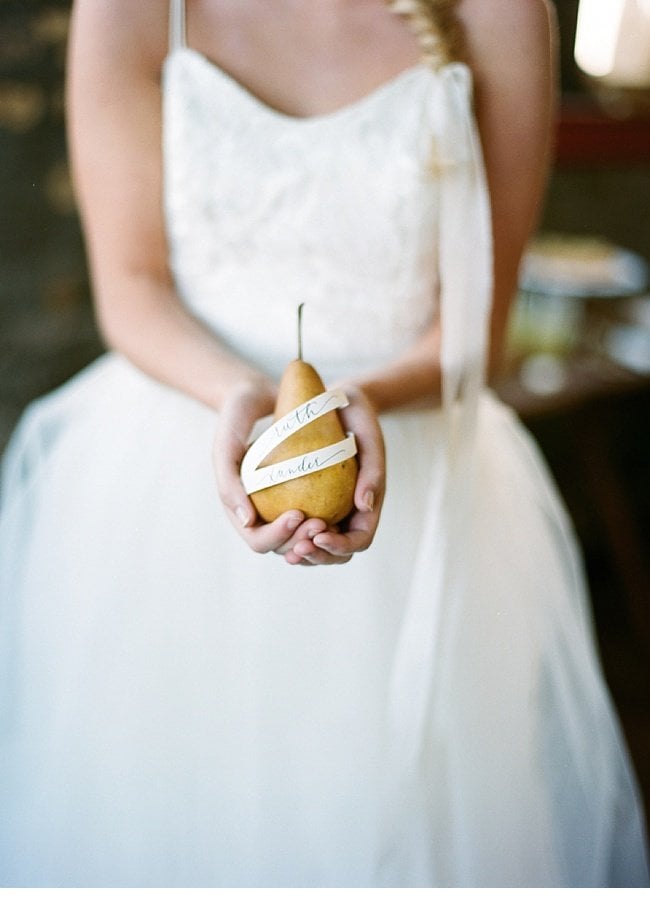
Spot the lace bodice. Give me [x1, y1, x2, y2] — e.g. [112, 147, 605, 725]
[162, 46, 477, 383]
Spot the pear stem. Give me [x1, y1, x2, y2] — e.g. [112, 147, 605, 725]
[297, 303, 304, 361]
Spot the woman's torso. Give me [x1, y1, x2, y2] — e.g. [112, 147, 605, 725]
[161, 2, 456, 383]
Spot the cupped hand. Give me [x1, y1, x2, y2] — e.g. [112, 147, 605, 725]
[212, 378, 326, 554]
[214, 380, 385, 564]
[212, 378, 281, 545]
[281, 384, 386, 566]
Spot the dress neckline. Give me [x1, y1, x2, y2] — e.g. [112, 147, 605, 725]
[165, 45, 437, 126]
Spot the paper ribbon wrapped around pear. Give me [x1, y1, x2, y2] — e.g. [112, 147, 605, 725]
[240, 305, 358, 525]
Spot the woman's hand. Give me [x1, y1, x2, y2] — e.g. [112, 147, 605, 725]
[212, 377, 326, 554]
[280, 385, 386, 566]
[214, 381, 385, 565]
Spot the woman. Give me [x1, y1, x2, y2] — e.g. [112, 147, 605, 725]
[0, 0, 647, 887]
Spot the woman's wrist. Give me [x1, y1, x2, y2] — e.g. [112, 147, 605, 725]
[340, 372, 440, 416]
[337, 381, 382, 415]
[216, 370, 277, 413]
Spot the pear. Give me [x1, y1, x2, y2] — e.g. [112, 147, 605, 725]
[250, 307, 358, 525]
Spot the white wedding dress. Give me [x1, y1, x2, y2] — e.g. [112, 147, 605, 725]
[0, 2, 648, 888]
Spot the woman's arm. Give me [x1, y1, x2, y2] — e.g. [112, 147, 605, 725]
[345, 0, 556, 416]
[67, 0, 349, 557]
[347, 321, 442, 414]
[460, 0, 557, 377]
[67, 0, 271, 410]
[299, 0, 556, 564]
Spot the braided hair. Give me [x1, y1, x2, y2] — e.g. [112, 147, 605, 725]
[384, 0, 466, 174]
[384, 0, 464, 68]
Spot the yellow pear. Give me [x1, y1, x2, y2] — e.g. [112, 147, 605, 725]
[250, 308, 358, 525]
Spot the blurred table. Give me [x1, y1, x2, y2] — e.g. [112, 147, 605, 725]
[495, 345, 650, 418]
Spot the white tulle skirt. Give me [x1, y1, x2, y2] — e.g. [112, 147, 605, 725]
[0, 353, 648, 887]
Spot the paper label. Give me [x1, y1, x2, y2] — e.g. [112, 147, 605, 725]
[240, 388, 357, 494]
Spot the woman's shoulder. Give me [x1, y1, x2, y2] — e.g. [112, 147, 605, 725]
[457, 0, 555, 71]
[69, 0, 169, 76]
[455, 0, 556, 98]
[457, 0, 554, 33]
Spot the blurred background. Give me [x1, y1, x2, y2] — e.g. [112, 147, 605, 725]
[1, 0, 649, 811]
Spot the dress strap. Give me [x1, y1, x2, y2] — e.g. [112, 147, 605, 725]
[169, 0, 187, 52]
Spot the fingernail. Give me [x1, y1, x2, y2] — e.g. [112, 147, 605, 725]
[362, 490, 375, 512]
[312, 535, 332, 552]
[286, 513, 304, 529]
[235, 505, 251, 527]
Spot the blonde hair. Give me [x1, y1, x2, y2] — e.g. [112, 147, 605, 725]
[384, 0, 464, 69]
[384, 0, 465, 176]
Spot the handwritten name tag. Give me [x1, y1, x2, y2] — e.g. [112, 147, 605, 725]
[240, 388, 357, 494]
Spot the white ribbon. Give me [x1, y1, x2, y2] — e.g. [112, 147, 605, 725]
[379, 61, 495, 884]
[240, 388, 357, 494]
[387, 63, 493, 767]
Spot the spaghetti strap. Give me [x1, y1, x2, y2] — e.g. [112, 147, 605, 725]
[169, 0, 186, 52]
